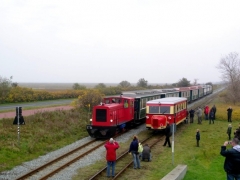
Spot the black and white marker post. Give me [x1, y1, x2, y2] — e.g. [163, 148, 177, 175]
[13, 107, 25, 145]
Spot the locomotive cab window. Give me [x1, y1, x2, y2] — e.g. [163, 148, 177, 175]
[148, 106, 170, 114]
[124, 100, 128, 108]
[149, 106, 159, 113]
[160, 106, 170, 114]
[96, 109, 107, 122]
[105, 99, 110, 104]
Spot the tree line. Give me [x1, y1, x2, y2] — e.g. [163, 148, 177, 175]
[0, 76, 212, 105]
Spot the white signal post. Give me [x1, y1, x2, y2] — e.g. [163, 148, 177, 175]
[17, 107, 20, 145]
[172, 123, 175, 165]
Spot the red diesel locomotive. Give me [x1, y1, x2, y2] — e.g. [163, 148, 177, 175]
[86, 96, 135, 138]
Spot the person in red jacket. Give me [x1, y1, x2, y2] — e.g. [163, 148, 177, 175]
[204, 105, 209, 120]
[104, 138, 120, 178]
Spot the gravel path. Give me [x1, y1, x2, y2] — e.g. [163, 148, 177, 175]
[0, 125, 146, 180]
[0, 106, 73, 119]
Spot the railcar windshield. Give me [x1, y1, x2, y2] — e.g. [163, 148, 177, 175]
[96, 109, 107, 122]
[149, 106, 170, 114]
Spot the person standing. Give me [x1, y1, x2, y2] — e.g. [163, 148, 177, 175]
[227, 124, 232, 140]
[163, 122, 171, 147]
[220, 138, 240, 180]
[227, 106, 233, 122]
[128, 135, 141, 169]
[138, 141, 143, 160]
[209, 109, 214, 124]
[185, 110, 189, 124]
[189, 109, 195, 123]
[234, 124, 240, 140]
[204, 105, 209, 120]
[212, 105, 217, 120]
[104, 138, 119, 178]
[196, 107, 202, 124]
[196, 129, 200, 147]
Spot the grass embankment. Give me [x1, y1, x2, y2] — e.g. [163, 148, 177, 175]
[73, 97, 240, 180]
[0, 108, 89, 172]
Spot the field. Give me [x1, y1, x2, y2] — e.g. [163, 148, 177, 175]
[18, 82, 164, 90]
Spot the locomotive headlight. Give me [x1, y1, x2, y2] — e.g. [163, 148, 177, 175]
[146, 116, 149, 119]
[90, 119, 92, 121]
[168, 116, 172, 120]
[110, 119, 113, 122]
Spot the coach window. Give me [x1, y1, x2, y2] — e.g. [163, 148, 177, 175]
[143, 98, 147, 108]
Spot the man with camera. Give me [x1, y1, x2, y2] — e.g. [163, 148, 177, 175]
[220, 138, 240, 180]
[104, 138, 119, 177]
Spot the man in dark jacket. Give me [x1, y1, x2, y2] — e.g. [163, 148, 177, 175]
[189, 109, 195, 123]
[227, 106, 233, 122]
[163, 122, 171, 147]
[128, 135, 140, 169]
[142, 144, 152, 161]
[220, 138, 240, 180]
[196, 129, 200, 147]
[212, 105, 217, 120]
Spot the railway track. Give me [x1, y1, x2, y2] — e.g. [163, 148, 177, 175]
[16, 139, 101, 180]
[16, 131, 129, 180]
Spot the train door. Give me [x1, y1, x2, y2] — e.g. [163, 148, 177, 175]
[134, 99, 140, 120]
[124, 99, 130, 120]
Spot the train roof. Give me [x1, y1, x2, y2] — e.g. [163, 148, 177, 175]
[147, 97, 187, 105]
[121, 90, 162, 98]
[152, 88, 178, 93]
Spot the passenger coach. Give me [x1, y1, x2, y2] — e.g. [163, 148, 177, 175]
[145, 97, 188, 131]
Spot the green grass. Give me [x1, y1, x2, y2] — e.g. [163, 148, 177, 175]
[0, 108, 89, 171]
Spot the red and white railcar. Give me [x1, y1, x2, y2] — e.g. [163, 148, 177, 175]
[145, 97, 188, 130]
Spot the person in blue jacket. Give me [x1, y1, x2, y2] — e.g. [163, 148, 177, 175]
[128, 135, 140, 169]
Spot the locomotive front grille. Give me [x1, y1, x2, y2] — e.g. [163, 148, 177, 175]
[152, 119, 159, 128]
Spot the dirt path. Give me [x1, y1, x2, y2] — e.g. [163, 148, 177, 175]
[0, 106, 73, 119]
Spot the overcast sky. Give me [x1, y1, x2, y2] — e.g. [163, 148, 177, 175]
[1, 1, 240, 84]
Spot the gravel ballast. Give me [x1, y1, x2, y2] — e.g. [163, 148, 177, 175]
[0, 125, 146, 180]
